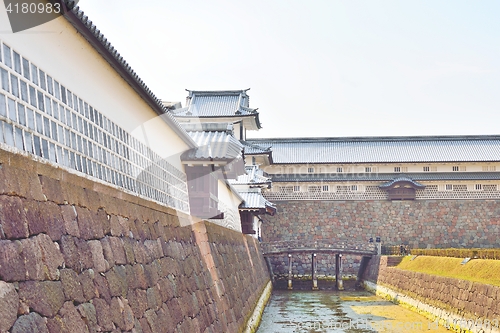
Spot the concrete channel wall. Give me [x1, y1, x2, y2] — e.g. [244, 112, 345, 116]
[0, 148, 271, 333]
[364, 256, 500, 333]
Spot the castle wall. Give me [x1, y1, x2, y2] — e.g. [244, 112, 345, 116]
[262, 199, 500, 277]
[0, 149, 270, 333]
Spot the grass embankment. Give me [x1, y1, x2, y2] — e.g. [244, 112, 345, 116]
[396, 255, 500, 287]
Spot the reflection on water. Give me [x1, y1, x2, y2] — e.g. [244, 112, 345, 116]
[256, 290, 451, 333]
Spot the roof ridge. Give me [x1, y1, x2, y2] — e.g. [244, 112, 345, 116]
[248, 134, 500, 142]
[64, 1, 196, 148]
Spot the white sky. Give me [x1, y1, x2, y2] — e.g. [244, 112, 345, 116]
[79, 0, 500, 139]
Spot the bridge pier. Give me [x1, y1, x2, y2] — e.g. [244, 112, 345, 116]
[335, 253, 344, 290]
[356, 256, 372, 288]
[311, 253, 318, 290]
[287, 254, 293, 290]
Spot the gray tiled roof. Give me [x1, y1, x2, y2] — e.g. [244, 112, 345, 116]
[239, 192, 276, 210]
[240, 141, 272, 155]
[230, 165, 272, 185]
[65, 2, 196, 148]
[182, 131, 243, 161]
[247, 136, 500, 164]
[173, 90, 257, 118]
[270, 172, 500, 183]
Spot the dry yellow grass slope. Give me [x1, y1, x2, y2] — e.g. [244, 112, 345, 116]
[396, 255, 500, 287]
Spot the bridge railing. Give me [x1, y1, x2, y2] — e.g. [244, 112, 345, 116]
[260, 239, 377, 255]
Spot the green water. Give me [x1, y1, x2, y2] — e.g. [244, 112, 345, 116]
[256, 290, 450, 333]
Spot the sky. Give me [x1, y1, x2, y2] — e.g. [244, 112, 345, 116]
[79, 0, 500, 139]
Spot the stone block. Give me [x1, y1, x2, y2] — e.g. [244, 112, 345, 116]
[39, 175, 65, 204]
[93, 273, 111, 305]
[61, 205, 80, 237]
[76, 207, 103, 240]
[109, 236, 127, 265]
[60, 269, 85, 303]
[0, 281, 19, 332]
[59, 301, 90, 333]
[100, 236, 115, 266]
[88, 240, 108, 273]
[123, 237, 136, 264]
[35, 233, 64, 280]
[144, 262, 160, 287]
[60, 181, 89, 208]
[127, 288, 148, 319]
[139, 317, 153, 333]
[96, 209, 111, 236]
[79, 269, 97, 301]
[77, 303, 98, 333]
[110, 297, 134, 331]
[109, 215, 123, 237]
[12, 312, 49, 333]
[18, 281, 65, 317]
[144, 239, 163, 260]
[0, 240, 26, 281]
[0, 195, 29, 239]
[0, 163, 45, 201]
[92, 298, 114, 331]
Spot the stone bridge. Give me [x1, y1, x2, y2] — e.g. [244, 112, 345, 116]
[260, 239, 377, 256]
[260, 240, 377, 290]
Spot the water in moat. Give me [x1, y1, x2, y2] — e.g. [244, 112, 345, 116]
[256, 286, 451, 332]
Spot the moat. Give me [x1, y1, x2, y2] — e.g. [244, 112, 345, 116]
[256, 290, 451, 333]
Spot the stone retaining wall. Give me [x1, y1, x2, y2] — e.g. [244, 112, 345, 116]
[263, 200, 500, 248]
[262, 199, 500, 278]
[364, 256, 500, 331]
[0, 149, 270, 333]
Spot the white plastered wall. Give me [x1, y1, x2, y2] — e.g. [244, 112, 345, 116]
[0, 8, 189, 170]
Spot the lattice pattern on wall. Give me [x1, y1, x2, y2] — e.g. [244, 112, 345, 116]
[266, 182, 500, 201]
[417, 184, 500, 200]
[266, 185, 388, 201]
[0, 40, 189, 212]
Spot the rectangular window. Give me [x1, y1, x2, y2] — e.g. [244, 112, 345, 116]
[60, 85, 66, 104]
[452, 166, 459, 171]
[26, 108, 34, 130]
[1, 68, 9, 92]
[365, 167, 371, 173]
[37, 90, 44, 112]
[394, 167, 401, 172]
[445, 184, 453, 191]
[17, 104, 26, 126]
[47, 75, 53, 95]
[322, 185, 329, 192]
[39, 69, 46, 91]
[351, 185, 358, 191]
[22, 58, 30, 80]
[293, 185, 301, 192]
[52, 101, 59, 120]
[44, 96, 52, 116]
[475, 184, 482, 191]
[7, 98, 16, 122]
[0, 93, 6, 117]
[54, 80, 60, 100]
[20, 80, 28, 102]
[423, 166, 430, 172]
[2, 44, 12, 68]
[10, 74, 19, 98]
[308, 167, 314, 173]
[29, 85, 37, 107]
[459, 166, 466, 171]
[13, 51, 21, 74]
[337, 167, 343, 173]
[35, 112, 43, 134]
[30, 64, 38, 85]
